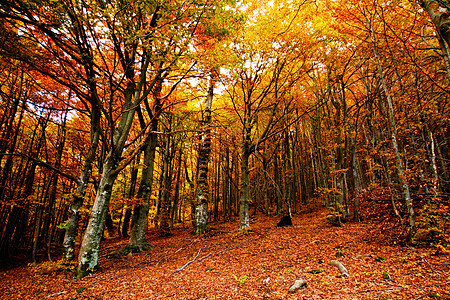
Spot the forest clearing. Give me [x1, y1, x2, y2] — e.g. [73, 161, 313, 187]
[1, 207, 449, 299]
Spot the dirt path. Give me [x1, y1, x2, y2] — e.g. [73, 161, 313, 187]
[1, 210, 449, 299]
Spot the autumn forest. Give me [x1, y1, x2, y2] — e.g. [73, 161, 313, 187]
[0, 0, 449, 297]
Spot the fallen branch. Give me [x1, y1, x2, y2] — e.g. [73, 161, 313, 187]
[198, 252, 213, 262]
[47, 291, 67, 298]
[172, 247, 206, 274]
[421, 256, 440, 277]
[172, 236, 257, 273]
[330, 260, 349, 277]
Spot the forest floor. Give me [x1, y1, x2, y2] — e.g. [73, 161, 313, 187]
[1, 207, 449, 300]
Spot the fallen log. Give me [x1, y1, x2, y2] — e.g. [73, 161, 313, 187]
[330, 260, 349, 277]
[288, 279, 307, 293]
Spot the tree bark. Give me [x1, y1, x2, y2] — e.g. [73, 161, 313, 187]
[172, 149, 183, 224]
[194, 76, 214, 234]
[128, 79, 163, 251]
[77, 154, 119, 277]
[159, 133, 173, 237]
[62, 107, 100, 262]
[239, 143, 251, 230]
[420, 0, 450, 49]
[77, 48, 153, 277]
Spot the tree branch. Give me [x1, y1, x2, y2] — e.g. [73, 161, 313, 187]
[172, 246, 206, 274]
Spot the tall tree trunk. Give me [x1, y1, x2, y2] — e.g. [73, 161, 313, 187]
[239, 101, 253, 229]
[213, 151, 220, 221]
[128, 78, 163, 251]
[239, 143, 251, 230]
[233, 151, 239, 216]
[43, 115, 67, 251]
[121, 155, 139, 238]
[223, 147, 231, 219]
[351, 136, 362, 222]
[77, 154, 119, 277]
[331, 76, 349, 223]
[172, 149, 183, 223]
[194, 76, 214, 234]
[274, 154, 281, 214]
[159, 134, 173, 237]
[364, 4, 416, 240]
[262, 154, 270, 216]
[63, 105, 100, 262]
[282, 128, 292, 215]
[77, 57, 153, 277]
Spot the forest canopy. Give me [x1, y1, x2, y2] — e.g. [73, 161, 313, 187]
[0, 0, 448, 278]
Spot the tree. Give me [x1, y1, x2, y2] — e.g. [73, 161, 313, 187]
[0, 0, 104, 262]
[193, 73, 214, 234]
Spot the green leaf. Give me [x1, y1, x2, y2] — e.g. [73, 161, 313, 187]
[57, 221, 70, 230]
[375, 256, 386, 262]
[310, 268, 324, 274]
[233, 274, 248, 283]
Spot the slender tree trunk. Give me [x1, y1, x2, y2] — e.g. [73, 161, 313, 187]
[159, 134, 172, 237]
[121, 156, 139, 238]
[128, 81, 163, 251]
[262, 155, 270, 216]
[223, 148, 230, 219]
[364, 4, 416, 239]
[234, 151, 239, 216]
[42, 115, 67, 247]
[172, 149, 183, 223]
[274, 154, 281, 214]
[32, 194, 45, 263]
[351, 136, 362, 222]
[283, 128, 292, 215]
[429, 131, 440, 196]
[331, 78, 349, 222]
[239, 144, 251, 230]
[214, 151, 220, 221]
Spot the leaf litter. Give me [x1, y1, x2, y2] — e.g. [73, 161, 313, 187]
[1, 208, 449, 299]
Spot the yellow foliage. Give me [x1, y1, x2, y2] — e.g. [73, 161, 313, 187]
[28, 259, 76, 276]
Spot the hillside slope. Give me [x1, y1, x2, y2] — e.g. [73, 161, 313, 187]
[1, 209, 449, 299]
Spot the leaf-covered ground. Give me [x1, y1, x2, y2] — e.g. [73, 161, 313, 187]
[1, 209, 449, 299]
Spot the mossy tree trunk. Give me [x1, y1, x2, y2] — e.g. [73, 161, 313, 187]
[63, 106, 100, 262]
[127, 75, 163, 252]
[194, 75, 214, 235]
